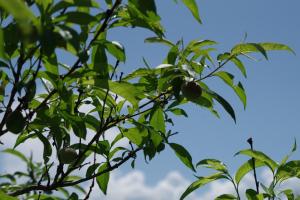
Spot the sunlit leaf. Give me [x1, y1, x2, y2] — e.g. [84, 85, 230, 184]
[235, 159, 265, 184]
[181, 0, 202, 23]
[235, 149, 278, 171]
[180, 173, 226, 200]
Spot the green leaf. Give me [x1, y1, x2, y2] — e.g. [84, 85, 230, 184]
[180, 173, 225, 200]
[0, 0, 36, 22]
[169, 108, 188, 117]
[51, 0, 99, 14]
[169, 143, 195, 172]
[96, 163, 110, 195]
[231, 43, 268, 59]
[86, 163, 100, 178]
[235, 149, 278, 171]
[122, 127, 147, 146]
[217, 53, 247, 77]
[181, 0, 202, 23]
[150, 106, 165, 133]
[276, 160, 300, 181]
[215, 194, 237, 200]
[235, 159, 266, 184]
[129, 0, 157, 15]
[245, 189, 264, 200]
[144, 37, 174, 47]
[280, 189, 295, 200]
[36, 132, 52, 163]
[214, 71, 247, 109]
[54, 12, 98, 25]
[2, 148, 28, 163]
[92, 43, 109, 78]
[259, 43, 295, 54]
[210, 91, 236, 123]
[81, 80, 143, 109]
[103, 40, 126, 62]
[196, 159, 228, 172]
[0, 28, 5, 59]
[0, 191, 18, 200]
[6, 110, 26, 134]
[60, 111, 87, 139]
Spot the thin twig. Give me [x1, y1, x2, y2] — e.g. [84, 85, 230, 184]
[247, 137, 259, 193]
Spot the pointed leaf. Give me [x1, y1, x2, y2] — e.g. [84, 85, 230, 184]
[181, 0, 202, 23]
[235, 159, 266, 184]
[0, 0, 36, 22]
[96, 163, 110, 195]
[235, 149, 278, 171]
[150, 106, 165, 133]
[196, 159, 228, 172]
[180, 173, 226, 200]
[169, 143, 195, 172]
[215, 194, 237, 200]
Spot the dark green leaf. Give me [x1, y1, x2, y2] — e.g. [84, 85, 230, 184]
[36, 132, 52, 163]
[215, 194, 237, 200]
[54, 12, 97, 25]
[96, 163, 110, 195]
[169, 143, 195, 171]
[169, 108, 188, 117]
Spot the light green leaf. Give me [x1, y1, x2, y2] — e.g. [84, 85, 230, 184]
[122, 127, 147, 146]
[144, 37, 174, 47]
[96, 163, 110, 195]
[235, 149, 278, 171]
[0, 191, 18, 200]
[259, 43, 295, 54]
[169, 143, 195, 172]
[181, 0, 202, 23]
[150, 106, 165, 133]
[169, 108, 188, 117]
[196, 159, 228, 172]
[276, 160, 300, 181]
[231, 43, 268, 59]
[2, 148, 28, 163]
[235, 159, 266, 184]
[218, 53, 247, 77]
[0, 0, 36, 22]
[51, 0, 99, 14]
[214, 71, 247, 109]
[280, 189, 295, 200]
[81, 80, 143, 109]
[104, 41, 126, 62]
[180, 173, 225, 200]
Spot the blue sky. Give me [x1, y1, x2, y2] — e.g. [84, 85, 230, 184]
[105, 0, 300, 196]
[1, 1, 300, 199]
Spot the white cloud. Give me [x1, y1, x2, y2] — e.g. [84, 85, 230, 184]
[87, 170, 202, 200]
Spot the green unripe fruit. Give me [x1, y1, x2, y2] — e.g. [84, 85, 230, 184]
[58, 147, 78, 164]
[181, 81, 202, 100]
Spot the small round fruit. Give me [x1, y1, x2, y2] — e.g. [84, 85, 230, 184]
[58, 147, 78, 164]
[6, 110, 26, 134]
[181, 81, 202, 100]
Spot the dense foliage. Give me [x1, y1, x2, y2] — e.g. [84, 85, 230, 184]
[0, 0, 295, 199]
